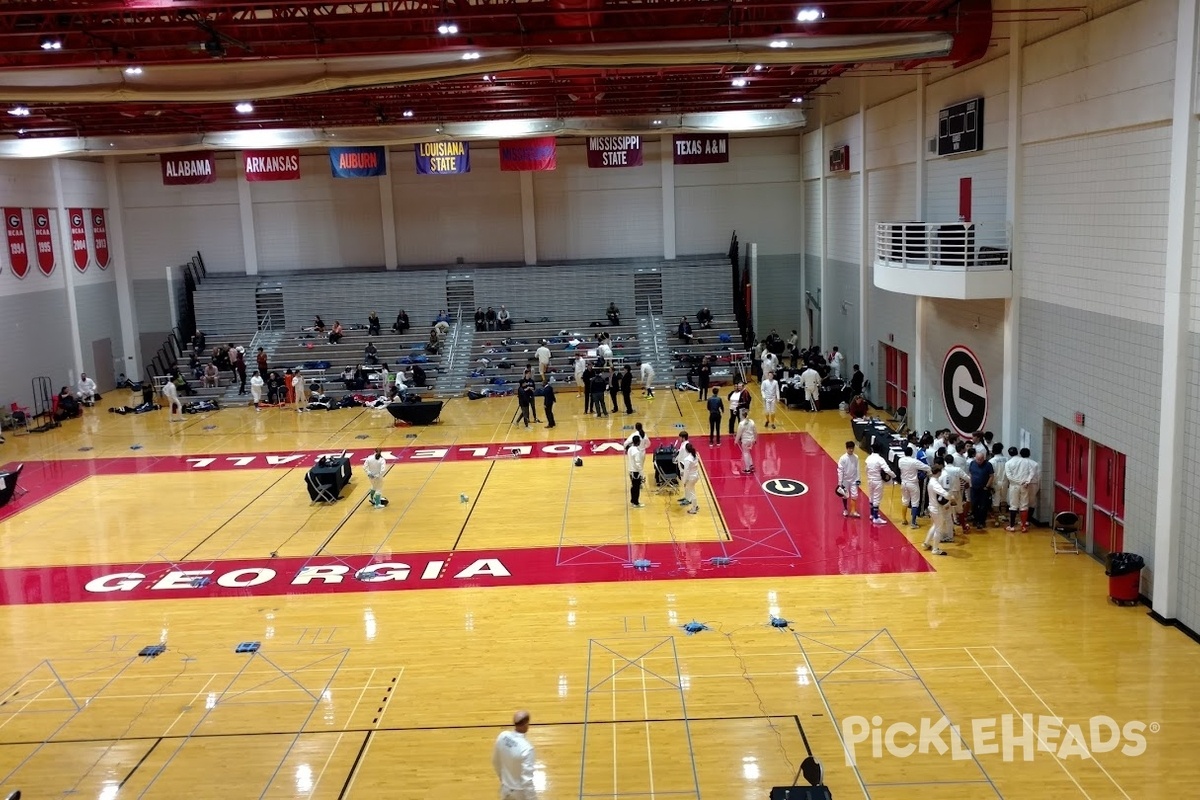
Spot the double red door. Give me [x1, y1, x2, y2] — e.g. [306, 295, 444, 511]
[881, 343, 909, 413]
[1054, 427, 1125, 557]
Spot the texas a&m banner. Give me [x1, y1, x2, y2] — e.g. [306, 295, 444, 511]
[673, 133, 729, 165]
[4, 208, 28, 278]
[92, 209, 110, 269]
[415, 141, 470, 175]
[330, 146, 387, 178]
[244, 149, 301, 182]
[499, 137, 557, 171]
[586, 136, 642, 168]
[160, 151, 216, 185]
[68, 208, 88, 272]
[32, 208, 55, 275]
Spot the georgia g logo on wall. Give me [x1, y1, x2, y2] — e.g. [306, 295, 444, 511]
[71, 213, 83, 227]
[941, 345, 988, 435]
[35, 213, 48, 228]
[6, 213, 18, 229]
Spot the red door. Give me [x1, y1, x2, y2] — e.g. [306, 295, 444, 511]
[881, 344, 909, 414]
[1053, 427, 1088, 519]
[1093, 446, 1125, 556]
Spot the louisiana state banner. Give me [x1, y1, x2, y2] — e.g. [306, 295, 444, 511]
[330, 146, 387, 178]
[415, 141, 470, 175]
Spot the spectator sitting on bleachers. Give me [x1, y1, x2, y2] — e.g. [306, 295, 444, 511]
[368, 311, 381, 337]
[329, 321, 345, 344]
[485, 306, 497, 330]
[364, 341, 379, 365]
[678, 317, 696, 344]
[607, 301, 621, 326]
[435, 309, 451, 324]
[212, 344, 231, 371]
[313, 315, 326, 334]
[192, 330, 207, 355]
[697, 306, 713, 329]
[340, 366, 356, 389]
[392, 309, 410, 334]
[188, 353, 204, 379]
[434, 319, 450, 340]
[497, 306, 512, 330]
[267, 372, 284, 404]
[426, 328, 442, 355]
[475, 307, 486, 331]
[411, 363, 427, 387]
[202, 363, 220, 388]
[171, 368, 196, 396]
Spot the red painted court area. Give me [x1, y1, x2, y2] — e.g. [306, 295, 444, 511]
[0, 434, 930, 605]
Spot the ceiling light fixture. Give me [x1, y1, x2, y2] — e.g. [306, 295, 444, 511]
[652, 119, 663, 125]
[754, 64, 764, 71]
[8, 106, 31, 117]
[482, 74, 492, 82]
[40, 37, 63, 51]
[437, 22, 459, 35]
[731, 78, 748, 87]
[235, 102, 254, 113]
[792, 97, 804, 103]
[769, 40, 790, 48]
[796, 8, 825, 22]
[462, 51, 481, 60]
[124, 66, 143, 76]
[402, 110, 415, 118]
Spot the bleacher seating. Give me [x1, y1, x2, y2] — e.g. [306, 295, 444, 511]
[464, 321, 642, 392]
[659, 261, 745, 386]
[270, 324, 444, 399]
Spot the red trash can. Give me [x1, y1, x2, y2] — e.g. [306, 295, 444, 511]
[1105, 553, 1144, 605]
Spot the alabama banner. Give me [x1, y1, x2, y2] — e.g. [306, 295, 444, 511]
[415, 141, 470, 175]
[160, 151, 216, 185]
[31, 208, 54, 275]
[92, 209, 110, 269]
[244, 149, 301, 182]
[4, 208, 28, 278]
[499, 137, 557, 171]
[68, 208, 88, 272]
[673, 134, 729, 165]
[586, 136, 643, 168]
[330, 146, 387, 178]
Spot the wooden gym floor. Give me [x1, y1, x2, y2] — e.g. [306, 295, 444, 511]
[0, 386, 1194, 799]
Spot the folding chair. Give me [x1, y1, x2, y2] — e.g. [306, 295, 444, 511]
[9, 464, 26, 499]
[890, 405, 908, 434]
[305, 471, 340, 505]
[8, 402, 30, 435]
[1052, 511, 1082, 555]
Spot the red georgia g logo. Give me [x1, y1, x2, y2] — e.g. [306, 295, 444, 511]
[72, 214, 83, 226]
[7, 214, 19, 228]
[35, 214, 47, 227]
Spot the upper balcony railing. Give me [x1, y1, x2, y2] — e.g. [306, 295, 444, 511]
[874, 221, 1010, 272]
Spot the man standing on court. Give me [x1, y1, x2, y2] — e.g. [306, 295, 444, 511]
[626, 433, 645, 508]
[536, 341, 551, 382]
[828, 346, 845, 380]
[542, 381, 556, 429]
[640, 360, 655, 398]
[735, 409, 757, 474]
[864, 445, 895, 525]
[761, 370, 780, 429]
[493, 710, 537, 800]
[923, 462, 951, 555]
[1004, 447, 1036, 532]
[800, 363, 822, 412]
[364, 448, 388, 508]
[897, 445, 930, 529]
[836, 441, 861, 518]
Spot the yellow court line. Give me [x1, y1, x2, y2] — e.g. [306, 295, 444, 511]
[699, 461, 732, 542]
[338, 667, 402, 797]
[310, 666, 377, 797]
[161, 674, 217, 738]
[641, 658, 656, 798]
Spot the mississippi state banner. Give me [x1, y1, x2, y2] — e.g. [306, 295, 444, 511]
[68, 208, 88, 272]
[91, 209, 110, 269]
[330, 146, 387, 178]
[415, 141, 470, 175]
[499, 136, 557, 171]
[586, 136, 642, 168]
[31, 208, 55, 275]
[4, 208, 28, 278]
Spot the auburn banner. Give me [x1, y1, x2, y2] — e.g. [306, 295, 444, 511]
[673, 133, 730, 165]
[4, 208, 28, 278]
[160, 151, 216, 185]
[31, 208, 54, 275]
[586, 136, 643, 168]
[415, 141, 470, 175]
[68, 208, 88, 272]
[499, 136, 557, 171]
[330, 146, 386, 178]
[91, 209, 110, 269]
[244, 149, 301, 182]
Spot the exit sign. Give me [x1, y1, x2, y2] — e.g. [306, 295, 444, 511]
[1074, 412, 1085, 427]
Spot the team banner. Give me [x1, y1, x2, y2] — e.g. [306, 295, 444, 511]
[673, 133, 730, 165]
[415, 141, 470, 175]
[244, 149, 301, 182]
[68, 208, 88, 272]
[586, 136, 643, 168]
[498, 136, 557, 171]
[32, 208, 54, 275]
[91, 209, 110, 269]
[160, 151, 216, 185]
[330, 146, 387, 178]
[4, 208, 28, 278]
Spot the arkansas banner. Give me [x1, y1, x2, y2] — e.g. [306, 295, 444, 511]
[673, 133, 729, 165]
[160, 151, 216, 185]
[498, 137, 557, 171]
[4, 208, 28, 278]
[31, 208, 54, 275]
[415, 141, 470, 175]
[586, 136, 643, 168]
[330, 146, 387, 178]
[244, 149, 301, 182]
[91, 209, 110, 269]
[68, 208, 88, 272]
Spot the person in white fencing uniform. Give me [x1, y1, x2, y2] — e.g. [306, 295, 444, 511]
[363, 447, 388, 508]
[761, 350, 780, 383]
[897, 445, 931, 529]
[536, 342, 551, 382]
[940, 452, 970, 538]
[292, 372, 308, 412]
[679, 441, 701, 514]
[1026, 453, 1041, 524]
[923, 463, 951, 555]
[864, 446, 896, 525]
[574, 354, 586, 396]
[1004, 447, 1037, 532]
[760, 371, 780, 430]
[161, 378, 183, 422]
[989, 444, 1011, 526]
[734, 409, 757, 474]
[249, 370, 264, 408]
[836, 441, 862, 518]
[626, 434, 646, 508]
[799, 365, 822, 412]
[640, 361, 655, 397]
[827, 346, 845, 380]
[493, 710, 537, 800]
[76, 373, 99, 405]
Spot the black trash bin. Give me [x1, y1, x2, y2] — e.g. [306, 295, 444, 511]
[1105, 553, 1144, 605]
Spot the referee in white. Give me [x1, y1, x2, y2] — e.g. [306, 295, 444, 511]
[363, 447, 387, 508]
[493, 710, 537, 799]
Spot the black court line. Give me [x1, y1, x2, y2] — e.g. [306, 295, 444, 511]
[337, 730, 373, 800]
[792, 715, 814, 757]
[118, 736, 162, 788]
[179, 468, 299, 561]
[311, 491, 373, 556]
[671, 387, 684, 418]
[451, 460, 494, 551]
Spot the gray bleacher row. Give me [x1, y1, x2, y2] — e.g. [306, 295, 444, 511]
[660, 259, 743, 384]
[465, 321, 642, 390]
[193, 288, 258, 341]
[276, 271, 450, 332]
[270, 326, 443, 398]
[472, 263, 634, 323]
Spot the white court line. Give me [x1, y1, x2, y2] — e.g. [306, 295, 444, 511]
[338, 667, 402, 797]
[310, 666, 378, 797]
[985, 647, 1132, 800]
[0, 679, 65, 734]
[161, 674, 216, 738]
[612, 658, 618, 800]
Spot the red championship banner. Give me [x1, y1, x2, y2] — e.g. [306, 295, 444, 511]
[68, 208, 88, 272]
[244, 149, 301, 182]
[498, 137, 557, 171]
[91, 209, 110, 269]
[4, 208, 28, 278]
[31, 208, 55, 275]
[160, 151, 216, 185]
[673, 133, 729, 165]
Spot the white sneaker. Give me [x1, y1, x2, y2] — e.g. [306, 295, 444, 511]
[842, 510, 849, 517]
[932, 548, 947, 555]
[632, 503, 645, 508]
[871, 518, 886, 525]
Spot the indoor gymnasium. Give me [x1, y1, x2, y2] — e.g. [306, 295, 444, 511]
[1, 0, 1200, 798]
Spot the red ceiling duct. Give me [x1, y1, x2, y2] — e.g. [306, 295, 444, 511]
[552, 0, 604, 30]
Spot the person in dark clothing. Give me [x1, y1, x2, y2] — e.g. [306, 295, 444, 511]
[368, 311, 381, 337]
[608, 369, 620, 413]
[590, 372, 609, 417]
[192, 330, 207, 355]
[392, 309, 410, 334]
[706, 388, 725, 445]
[233, 347, 247, 395]
[474, 307, 486, 331]
[543, 381, 556, 428]
[850, 364, 866, 396]
[582, 364, 595, 413]
[485, 307, 497, 331]
[411, 364, 427, 387]
[697, 307, 713, 329]
[968, 450, 995, 529]
[619, 365, 634, 413]
[697, 356, 712, 401]
[364, 341, 379, 365]
[517, 368, 540, 424]
[517, 383, 533, 427]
